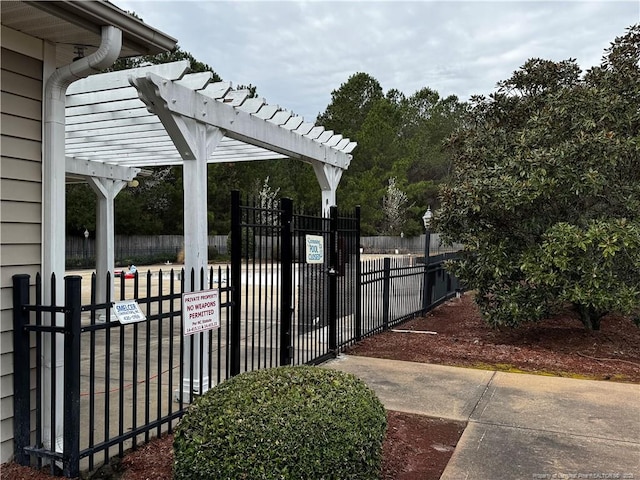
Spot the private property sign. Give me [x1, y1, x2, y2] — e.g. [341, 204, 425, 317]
[182, 289, 220, 336]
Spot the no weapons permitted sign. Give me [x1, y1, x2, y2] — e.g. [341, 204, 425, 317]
[182, 289, 220, 335]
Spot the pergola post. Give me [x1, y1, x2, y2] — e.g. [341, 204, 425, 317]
[179, 118, 225, 400]
[87, 177, 127, 306]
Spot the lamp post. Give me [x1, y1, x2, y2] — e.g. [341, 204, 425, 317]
[83, 228, 89, 262]
[422, 207, 432, 262]
[422, 207, 432, 310]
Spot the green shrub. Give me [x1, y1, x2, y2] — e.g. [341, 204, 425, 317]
[173, 365, 387, 480]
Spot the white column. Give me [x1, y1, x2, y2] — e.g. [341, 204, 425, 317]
[88, 178, 126, 306]
[180, 120, 224, 400]
[312, 162, 343, 217]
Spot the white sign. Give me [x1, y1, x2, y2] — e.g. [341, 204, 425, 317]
[305, 235, 324, 264]
[113, 300, 146, 324]
[182, 289, 220, 336]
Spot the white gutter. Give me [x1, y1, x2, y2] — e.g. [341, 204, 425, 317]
[41, 24, 122, 455]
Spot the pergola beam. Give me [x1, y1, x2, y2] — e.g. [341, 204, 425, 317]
[131, 72, 353, 170]
[66, 157, 140, 181]
[67, 60, 190, 94]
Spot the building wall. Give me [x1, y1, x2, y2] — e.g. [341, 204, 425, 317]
[0, 28, 44, 464]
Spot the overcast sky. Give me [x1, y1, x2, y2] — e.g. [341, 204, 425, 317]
[116, 1, 639, 122]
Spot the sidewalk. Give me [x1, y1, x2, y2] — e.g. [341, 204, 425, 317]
[324, 355, 640, 479]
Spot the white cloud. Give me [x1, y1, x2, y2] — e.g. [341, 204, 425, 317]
[117, 0, 639, 122]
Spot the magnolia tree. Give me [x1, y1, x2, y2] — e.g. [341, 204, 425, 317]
[436, 25, 640, 330]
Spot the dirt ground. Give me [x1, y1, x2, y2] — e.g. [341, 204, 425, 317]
[3, 292, 639, 480]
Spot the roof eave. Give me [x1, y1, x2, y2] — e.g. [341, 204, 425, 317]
[25, 0, 178, 56]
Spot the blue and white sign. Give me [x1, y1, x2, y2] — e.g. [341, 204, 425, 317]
[113, 300, 146, 324]
[305, 235, 324, 264]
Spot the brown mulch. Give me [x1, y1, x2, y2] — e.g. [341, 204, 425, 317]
[348, 292, 640, 383]
[3, 292, 638, 479]
[380, 412, 465, 480]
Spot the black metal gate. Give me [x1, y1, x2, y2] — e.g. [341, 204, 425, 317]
[229, 190, 360, 373]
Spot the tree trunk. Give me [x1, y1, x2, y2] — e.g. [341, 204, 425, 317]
[574, 303, 603, 331]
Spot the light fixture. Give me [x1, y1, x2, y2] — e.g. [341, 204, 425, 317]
[422, 206, 432, 230]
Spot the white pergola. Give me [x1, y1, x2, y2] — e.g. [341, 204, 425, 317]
[66, 60, 355, 288]
[64, 60, 356, 396]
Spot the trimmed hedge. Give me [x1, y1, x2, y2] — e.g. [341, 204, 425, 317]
[173, 365, 387, 479]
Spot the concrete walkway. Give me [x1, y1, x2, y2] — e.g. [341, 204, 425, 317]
[324, 355, 640, 480]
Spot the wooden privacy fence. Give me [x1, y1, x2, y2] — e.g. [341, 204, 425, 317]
[66, 235, 230, 262]
[360, 234, 462, 255]
[67, 234, 461, 262]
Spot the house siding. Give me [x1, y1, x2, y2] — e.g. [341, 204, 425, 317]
[0, 45, 43, 464]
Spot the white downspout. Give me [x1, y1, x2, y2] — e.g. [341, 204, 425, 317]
[42, 25, 122, 455]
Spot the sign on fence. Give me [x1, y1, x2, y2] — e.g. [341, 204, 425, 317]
[182, 289, 220, 335]
[113, 300, 146, 324]
[305, 235, 324, 264]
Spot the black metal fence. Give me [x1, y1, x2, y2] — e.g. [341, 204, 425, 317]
[12, 192, 459, 477]
[12, 267, 231, 477]
[357, 253, 459, 342]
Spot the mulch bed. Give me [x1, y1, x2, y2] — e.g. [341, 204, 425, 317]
[348, 293, 640, 383]
[1, 411, 465, 480]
